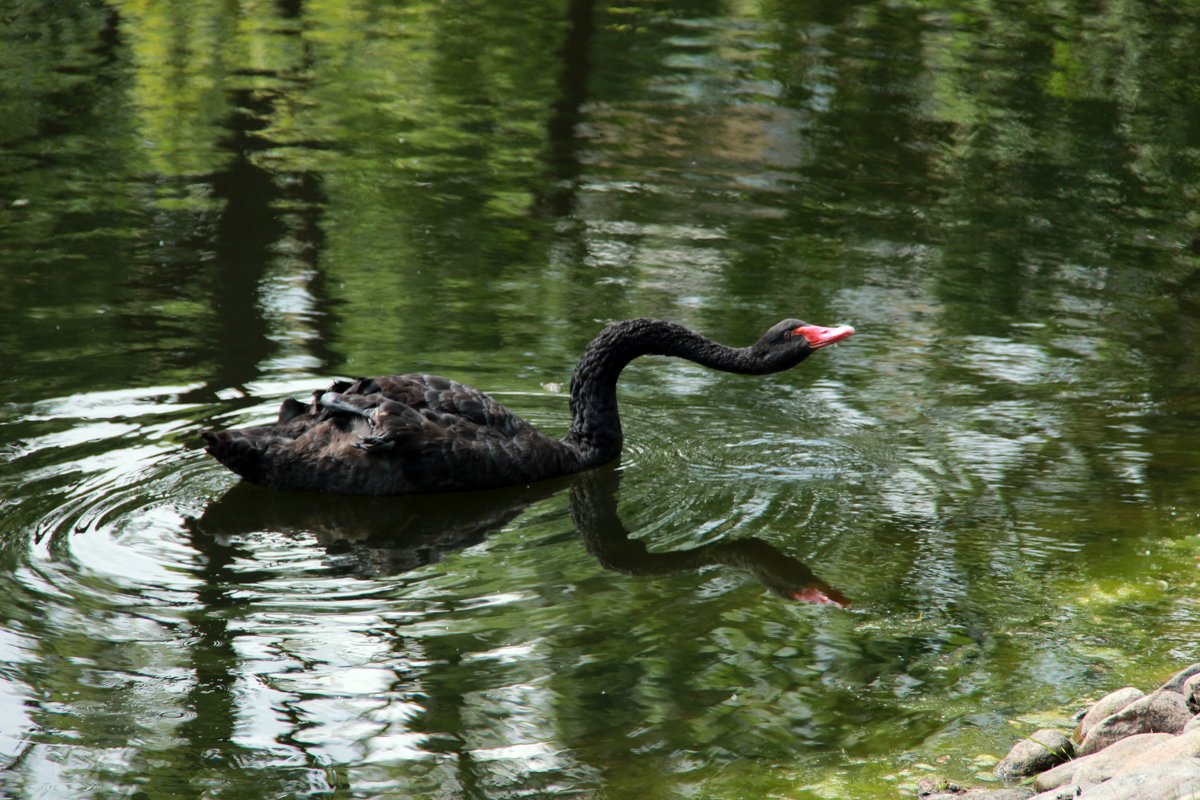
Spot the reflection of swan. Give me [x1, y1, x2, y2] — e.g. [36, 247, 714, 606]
[189, 478, 567, 576]
[201, 319, 854, 494]
[191, 466, 848, 605]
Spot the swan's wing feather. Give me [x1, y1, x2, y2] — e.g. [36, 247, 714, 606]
[302, 374, 532, 455]
[371, 374, 529, 435]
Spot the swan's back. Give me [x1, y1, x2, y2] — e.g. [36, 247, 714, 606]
[202, 375, 578, 495]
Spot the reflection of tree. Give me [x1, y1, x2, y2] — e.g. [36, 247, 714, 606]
[188, 89, 283, 396]
[7, 0, 1199, 391]
[537, 0, 596, 219]
[271, 0, 588, 362]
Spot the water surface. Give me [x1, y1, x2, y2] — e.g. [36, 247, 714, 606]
[3, 1, 1200, 798]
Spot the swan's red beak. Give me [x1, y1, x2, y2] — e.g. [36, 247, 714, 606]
[795, 324, 855, 349]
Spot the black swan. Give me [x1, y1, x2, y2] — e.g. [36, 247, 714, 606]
[201, 318, 854, 495]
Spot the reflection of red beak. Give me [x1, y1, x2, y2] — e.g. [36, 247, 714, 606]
[792, 586, 852, 608]
[795, 324, 855, 349]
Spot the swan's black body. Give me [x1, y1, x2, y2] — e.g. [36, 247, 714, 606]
[201, 318, 854, 495]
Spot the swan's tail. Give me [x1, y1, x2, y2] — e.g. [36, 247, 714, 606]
[201, 430, 271, 486]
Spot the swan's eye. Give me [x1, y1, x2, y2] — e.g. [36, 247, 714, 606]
[782, 330, 793, 340]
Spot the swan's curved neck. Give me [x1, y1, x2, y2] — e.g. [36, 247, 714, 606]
[562, 319, 757, 466]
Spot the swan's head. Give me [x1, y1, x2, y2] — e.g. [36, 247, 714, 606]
[753, 319, 856, 370]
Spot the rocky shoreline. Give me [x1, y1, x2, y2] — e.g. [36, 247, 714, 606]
[918, 663, 1200, 800]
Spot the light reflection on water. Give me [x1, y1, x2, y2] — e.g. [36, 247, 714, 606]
[0, 374, 869, 781]
[2, 312, 1188, 793]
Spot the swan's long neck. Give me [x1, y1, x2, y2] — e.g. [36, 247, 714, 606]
[562, 319, 759, 466]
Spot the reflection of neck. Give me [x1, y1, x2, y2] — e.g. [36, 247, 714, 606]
[570, 466, 849, 606]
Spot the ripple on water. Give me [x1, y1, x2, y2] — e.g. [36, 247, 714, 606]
[610, 382, 879, 559]
[1, 371, 881, 789]
[2, 381, 608, 785]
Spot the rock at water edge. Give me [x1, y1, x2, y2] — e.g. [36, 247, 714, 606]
[995, 729, 1074, 779]
[1078, 689, 1191, 756]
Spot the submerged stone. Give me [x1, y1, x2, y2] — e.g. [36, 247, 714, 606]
[995, 729, 1074, 779]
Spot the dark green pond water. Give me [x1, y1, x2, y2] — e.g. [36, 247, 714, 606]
[4, 1, 1200, 798]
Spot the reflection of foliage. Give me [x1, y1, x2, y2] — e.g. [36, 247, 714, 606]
[6, 0, 1197, 364]
[114, 0, 236, 180]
